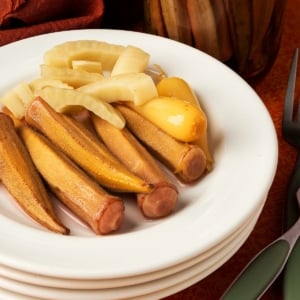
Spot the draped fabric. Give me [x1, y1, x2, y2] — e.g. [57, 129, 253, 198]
[0, 0, 104, 46]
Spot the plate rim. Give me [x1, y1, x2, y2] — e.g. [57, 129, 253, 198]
[0, 29, 278, 279]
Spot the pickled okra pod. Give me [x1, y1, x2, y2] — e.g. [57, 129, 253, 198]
[19, 124, 124, 235]
[25, 97, 153, 194]
[116, 104, 207, 183]
[0, 113, 68, 234]
[91, 114, 178, 218]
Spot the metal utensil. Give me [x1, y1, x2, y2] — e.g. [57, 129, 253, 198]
[282, 48, 300, 231]
[283, 48, 300, 300]
[220, 48, 299, 300]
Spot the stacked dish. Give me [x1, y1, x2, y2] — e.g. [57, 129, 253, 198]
[0, 29, 278, 300]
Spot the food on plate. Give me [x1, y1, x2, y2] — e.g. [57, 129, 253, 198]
[36, 86, 125, 129]
[0, 113, 69, 234]
[1, 81, 126, 129]
[71, 60, 103, 74]
[91, 114, 178, 218]
[156, 76, 213, 170]
[40, 64, 103, 88]
[128, 96, 206, 142]
[1, 82, 34, 118]
[19, 125, 124, 234]
[43, 40, 125, 70]
[25, 98, 152, 194]
[111, 45, 150, 76]
[30, 78, 74, 92]
[2, 106, 22, 128]
[116, 104, 207, 182]
[145, 63, 167, 83]
[0, 38, 213, 234]
[156, 76, 199, 103]
[77, 72, 158, 105]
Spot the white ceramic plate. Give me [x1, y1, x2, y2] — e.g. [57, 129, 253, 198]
[0, 29, 278, 279]
[0, 205, 260, 300]
[0, 197, 266, 290]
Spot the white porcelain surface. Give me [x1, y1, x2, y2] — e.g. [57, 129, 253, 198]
[0, 204, 260, 300]
[0, 29, 278, 279]
[0, 197, 265, 290]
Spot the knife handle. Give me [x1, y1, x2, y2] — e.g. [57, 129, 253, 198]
[283, 158, 300, 299]
[221, 239, 290, 300]
[284, 237, 300, 300]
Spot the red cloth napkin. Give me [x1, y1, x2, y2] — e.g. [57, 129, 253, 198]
[0, 0, 104, 46]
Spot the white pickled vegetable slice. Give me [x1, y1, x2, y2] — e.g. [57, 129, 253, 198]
[78, 73, 158, 105]
[111, 45, 150, 76]
[43, 40, 125, 70]
[36, 87, 125, 129]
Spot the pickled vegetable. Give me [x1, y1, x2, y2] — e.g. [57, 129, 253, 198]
[78, 72, 158, 105]
[129, 96, 206, 142]
[111, 45, 150, 76]
[36, 87, 125, 129]
[43, 40, 125, 70]
[156, 76, 213, 170]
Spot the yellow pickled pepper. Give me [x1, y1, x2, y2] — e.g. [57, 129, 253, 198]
[131, 96, 206, 143]
[156, 77, 213, 171]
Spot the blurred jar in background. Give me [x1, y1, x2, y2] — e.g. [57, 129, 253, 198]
[144, 0, 286, 81]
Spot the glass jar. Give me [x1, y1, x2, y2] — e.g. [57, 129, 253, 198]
[144, 0, 286, 81]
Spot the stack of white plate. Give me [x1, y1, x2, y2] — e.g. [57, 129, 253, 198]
[0, 30, 278, 300]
